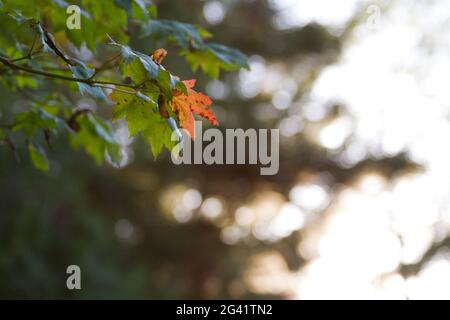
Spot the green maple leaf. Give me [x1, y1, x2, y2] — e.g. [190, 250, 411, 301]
[70, 60, 107, 101]
[110, 89, 175, 159]
[28, 141, 49, 172]
[182, 43, 249, 79]
[13, 107, 69, 136]
[69, 113, 120, 165]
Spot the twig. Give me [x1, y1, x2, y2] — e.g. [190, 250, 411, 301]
[4, 136, 20, 163]
[92, 83, 136, 95]
[39, 23, 75, 66]
[0, 55, 137, 90]
[43, 129, 53, 151]
[89, 53, 122, 80]
[9, 34, 39, 63]
[0, 123, 13, 129]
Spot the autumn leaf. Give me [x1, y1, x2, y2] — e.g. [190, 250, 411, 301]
[172, 79, 217, 139]
[0, 1, 248, 171]
[151, 48, 168, 64]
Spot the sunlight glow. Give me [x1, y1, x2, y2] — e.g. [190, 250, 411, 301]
[289, 183, 330, 212]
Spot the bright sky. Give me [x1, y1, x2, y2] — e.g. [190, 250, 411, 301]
[297, 0, 450, 299]
[268, 0, 368, 29]
[235, 0, 450, 299]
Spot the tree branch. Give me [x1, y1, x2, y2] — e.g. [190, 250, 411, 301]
[89, 53, 122, 80]
[0, 56, 137, 90]
[0, 123, 13, 129]
[398, 236, 450, 278]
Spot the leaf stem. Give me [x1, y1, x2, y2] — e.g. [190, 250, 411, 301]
[89, 53, 122, 80]
[9, 35, 39, 63]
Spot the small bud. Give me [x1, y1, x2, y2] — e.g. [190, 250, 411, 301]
[151, 48, 168, 64]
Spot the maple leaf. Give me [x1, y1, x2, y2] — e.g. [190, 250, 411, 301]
[109, 87, 175, 159]
[172, 79, 218, 139]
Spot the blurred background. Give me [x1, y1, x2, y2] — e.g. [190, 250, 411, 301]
[1, 0, 450, 299]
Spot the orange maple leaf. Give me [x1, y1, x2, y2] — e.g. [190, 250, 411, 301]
[172, 79, 218, 139]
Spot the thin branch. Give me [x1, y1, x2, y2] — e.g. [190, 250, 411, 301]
[90, 79, 136, 89]
[4, 136, 20, 163]
[39, 23, 75, 66]
[0, 56, 137, 90]
[398, 236, 450, 278]
[92, 83, 136, 95]
[89, 53, 122, 80]
[8, 51, 44, 63]
[16, 87, 46, 104]
[43, 129, 53, 151]
[0, 123, 13, 129]
[40, 66, 72, 72]
[9, 34, 39, 63]
[29, 33, 38, 56]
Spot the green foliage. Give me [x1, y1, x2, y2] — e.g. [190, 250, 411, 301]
[28, 141, 49, 171]
[110, 87, 175, 159]
[13, 107, 68, 136]
[111, 90, 158, 137]
[142, 116, 175, 160]
[142, 20, 210, 49]
[0, 0, 248, 170]
[69, 113, 120, 165]
[182, 43, 249, 79]
[114, 42, 160, 80]
[70, 61, 107, 100]
[113, 41, 185, 98]
[142, 19, 249, 78]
